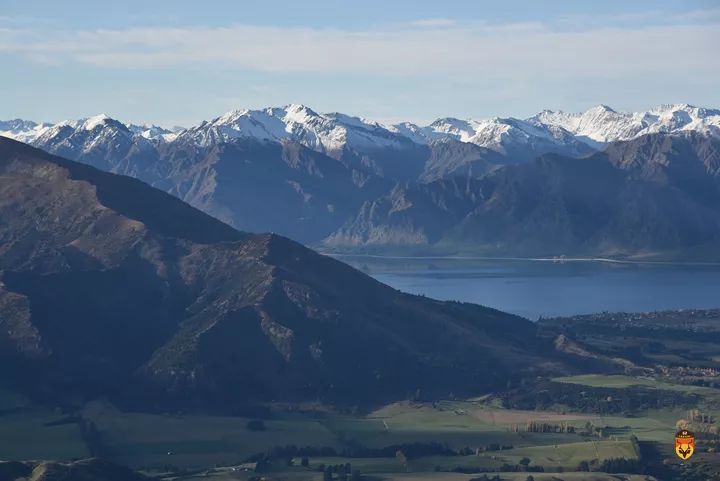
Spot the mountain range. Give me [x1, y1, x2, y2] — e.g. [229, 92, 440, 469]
[0, 137, 567, 410]
[2, 103, 720, 257]
[5, 103, 719, 157]
[328, 133, 720, 256]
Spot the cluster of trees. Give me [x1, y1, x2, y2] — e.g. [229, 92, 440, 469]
[319, 463, 361, 481]
[596, 457, 642, 473]
[245, 420, 266, 431]
[511, 421, 575, 433]
[248, 442, 643, 477]
[444, 463, 545, 474]
[678, 409, 720, 438]
[688, 408, 714, 424]
[468, 475, 502, 481]
[357, 442, 456, 458]
[247, 445, 338, 463]
[247, 442, 461, 461]
[454, 444, 513, 455]
[571, 456, 641, 474]
[501, 380, 699, 414]
[577, 420, 613, 438]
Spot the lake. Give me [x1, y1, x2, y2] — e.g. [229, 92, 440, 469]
[336, 255, 720, 320]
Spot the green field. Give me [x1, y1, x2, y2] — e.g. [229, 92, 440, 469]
[553, 374, 720, 396]
[172, 468, 656, 481]
[287, 438, 636, 474]
[79, 400, 606, 469]
[81, 401, 341, 469]
[0, 393, 659, 477]
[320, 400, 600, 453]
[365, 473, 654, 481]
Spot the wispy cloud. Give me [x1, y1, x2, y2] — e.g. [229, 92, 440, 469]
[553, 7, 720, 30]
[1, 13, 717, 82]
[1, 10, 719, 124]
[408, 18, 457, 28]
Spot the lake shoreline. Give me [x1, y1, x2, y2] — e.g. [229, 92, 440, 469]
[337, 257, 720, 319]
[325, 252, 720, 267]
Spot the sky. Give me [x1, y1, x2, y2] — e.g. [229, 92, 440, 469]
[1, 0, 719, 127]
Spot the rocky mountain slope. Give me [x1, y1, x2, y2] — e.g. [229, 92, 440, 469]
[153, 139, 393, 243]
[327, 133, 720, 257]
[0, 137, 558, 410]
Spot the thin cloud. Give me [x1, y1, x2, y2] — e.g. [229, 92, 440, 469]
[0, 15, 718, 81]
[0, 12, 720, 112]
[409, 18, 457, 28]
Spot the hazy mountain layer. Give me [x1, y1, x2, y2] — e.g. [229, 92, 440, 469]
[327, 133, 720, 258]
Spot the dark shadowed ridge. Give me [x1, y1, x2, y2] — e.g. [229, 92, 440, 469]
[0, 137, 244, 244]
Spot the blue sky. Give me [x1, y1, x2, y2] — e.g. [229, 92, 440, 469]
[1, 0, 718, 126]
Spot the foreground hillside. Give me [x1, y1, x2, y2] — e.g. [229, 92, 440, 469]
[0, 137, 560, 410]
[5, 307, 720, 479]
[0, 459, 149, 481]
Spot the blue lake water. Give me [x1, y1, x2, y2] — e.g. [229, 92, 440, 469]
[338, 256, 720, 320]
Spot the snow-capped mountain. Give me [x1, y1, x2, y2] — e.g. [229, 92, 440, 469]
[127, 123, 182, 141]
[410, 115, 593, 160]
[2, 114, 179, 145]
[3, 103, 719, 182]
[2, 104, 720, 255]
[33, 114, 152, 150]
[177, 104, 414, 157]
[530, 103, 720, 146]
[5, 114, 166, 176]
[0, 119, 52, 143]
[5, 103, 719, 160]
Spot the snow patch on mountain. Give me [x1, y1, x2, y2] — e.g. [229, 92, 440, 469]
[127, 123, 182, 141]
[397, 115, 589, 158]
[177, 104, 414, 157]
[0, 119, 53, 143]
[3, 103, 719, 162]
[530, 103, 720, 145]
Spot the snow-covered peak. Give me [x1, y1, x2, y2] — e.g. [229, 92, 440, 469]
[127, 123, 180, 141]
[425, 118, 479, 142]
[0, 119, 52, 143]
[0, 119, 39, 133]
[528, 103, 720, 145]
[648, 103, 720, 117]
[282, 103, 320, 123]
[51, 114, 118, 132]
[388, 122, 428, 144]
[415, 115, 586, 157]
[0, 114, 175, 160]
[588, 104, 617, 114]
[83, 114, 111, 131]
[4, 102, 719, 164]
[180, 104, 414, 155]
[32, 114, 129, 145]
